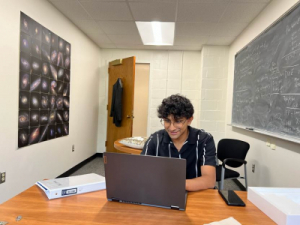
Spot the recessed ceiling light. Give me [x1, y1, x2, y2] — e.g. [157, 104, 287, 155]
[136, 21, 175, 46]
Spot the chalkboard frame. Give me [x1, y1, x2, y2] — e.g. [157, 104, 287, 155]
[231, 1, 300, 144]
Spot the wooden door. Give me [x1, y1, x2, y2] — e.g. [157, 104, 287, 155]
[106, 57, 136, 153]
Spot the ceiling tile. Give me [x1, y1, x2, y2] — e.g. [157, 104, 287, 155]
[97, 21, 139, 35]
[152, 45, 202, 51]
[176, 22, 217, 36]
[108, 34, 143, 45]
[79, 1, 133, 20]
[220, 2, 268, 23]
[178, 0, 230, 2]
[210, 22, 248, 37]
[73, 20, 104, 34]
[128, 0, 176, 2]
[99, 43, 117, 49]
[49, 0, 92, 20]
[80, 0, 126, 1]
[206, 36, 236, 45]
[114, 44, 173, 51]
[115, 45, 149, 50]
[115, 44, 202, 51]
[230, 0, 270, 2]
[88, 33, 112, 44]
[177, 2, 227, 22]
[174, 35, 208, 46]
[129, 2, 177, 21]
[49, 0, 272, 51]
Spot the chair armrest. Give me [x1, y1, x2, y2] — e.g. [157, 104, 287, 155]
[222, 158, 247, 168]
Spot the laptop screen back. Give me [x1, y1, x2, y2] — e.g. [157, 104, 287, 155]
[104, 152, 187, 210]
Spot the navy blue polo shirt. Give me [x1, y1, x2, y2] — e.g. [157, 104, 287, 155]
[140, 126, 216, 179]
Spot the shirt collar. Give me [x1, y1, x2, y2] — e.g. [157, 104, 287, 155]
[186, 126, 199, 144]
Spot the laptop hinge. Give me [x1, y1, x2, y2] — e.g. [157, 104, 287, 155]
[171, 205, 180, 210]
[111, 198, 120, 202]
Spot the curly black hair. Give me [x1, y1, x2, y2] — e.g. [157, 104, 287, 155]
[157, 94, 194, 119]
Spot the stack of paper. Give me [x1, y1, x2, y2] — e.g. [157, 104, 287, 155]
[36, 173, 106, 199]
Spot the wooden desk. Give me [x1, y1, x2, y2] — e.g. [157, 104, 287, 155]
[0, 186, 275, 225]
[114, 139, 142, 155]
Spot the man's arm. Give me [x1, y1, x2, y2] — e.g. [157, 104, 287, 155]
[186, 133, 217, 191]
[185, 165, 216, 191]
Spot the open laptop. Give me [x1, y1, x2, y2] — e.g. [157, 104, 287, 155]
[104, 152, 187, 210]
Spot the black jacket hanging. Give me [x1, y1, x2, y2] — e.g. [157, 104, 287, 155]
[110, 78, 123, 127]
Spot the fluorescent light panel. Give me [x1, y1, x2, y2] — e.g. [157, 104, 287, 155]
[136, 21, 175, 46]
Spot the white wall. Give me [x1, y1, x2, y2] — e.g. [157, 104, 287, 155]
[200, 46, 229, 144]
[227, 0, 300, 187]
[0, 0, 101, 203]
[97, 49, 202, 153]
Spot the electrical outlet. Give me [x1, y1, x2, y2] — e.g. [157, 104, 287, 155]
[72, 145, 75, 152]
[252, 164, 255, 173]
[0, 172, 6, 184]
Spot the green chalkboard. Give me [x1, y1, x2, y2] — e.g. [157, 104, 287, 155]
[232, 3, 300, 142]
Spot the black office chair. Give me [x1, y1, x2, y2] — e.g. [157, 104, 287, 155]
[216, 139, 250, 191]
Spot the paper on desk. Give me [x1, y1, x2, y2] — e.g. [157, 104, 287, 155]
[204, 217, 241, 225]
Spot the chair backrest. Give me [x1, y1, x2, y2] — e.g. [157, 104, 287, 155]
[217, 139, 250, 168]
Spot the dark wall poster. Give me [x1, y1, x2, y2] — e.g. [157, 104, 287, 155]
[18, 12, 71, 148]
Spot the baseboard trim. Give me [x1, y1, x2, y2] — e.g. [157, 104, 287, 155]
[232, 179, 247, 191]
[57, 153, 103, 178]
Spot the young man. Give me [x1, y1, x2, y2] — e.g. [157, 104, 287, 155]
[141, 94, 216, 191]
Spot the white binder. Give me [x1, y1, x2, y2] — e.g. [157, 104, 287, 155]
[36, 173, 106, 199]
